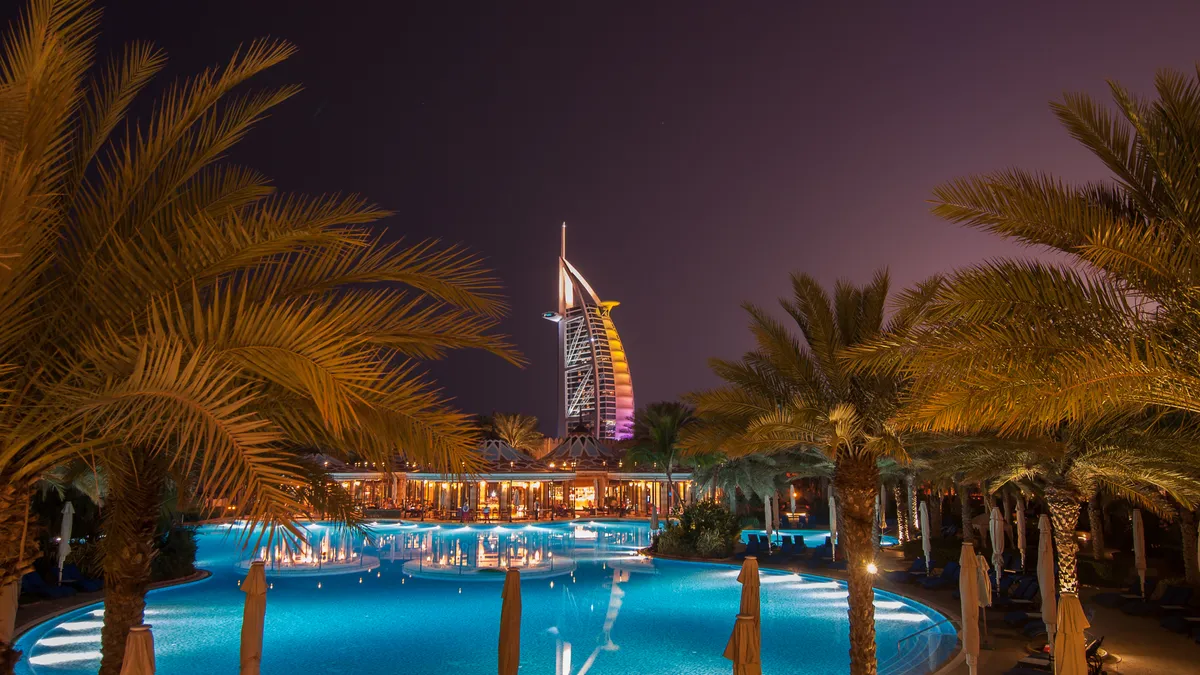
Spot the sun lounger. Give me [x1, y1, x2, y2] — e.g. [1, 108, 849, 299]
[919, 561, 960, 590]
[1094, 579, 1157, 608]
[21, 572, 77, 600]
[1160, 613, 1200, 634]
[884, 557, 928, 584]
[992, 576, 1038, 609]
[1122, 585, 1193, 617]
[60, 564, 103, 592]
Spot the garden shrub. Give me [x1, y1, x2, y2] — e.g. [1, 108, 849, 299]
[151, 525, 198, 581]
[651, 500, 739, 559]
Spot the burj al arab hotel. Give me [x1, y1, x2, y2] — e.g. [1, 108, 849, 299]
[542, 224, 635, 440]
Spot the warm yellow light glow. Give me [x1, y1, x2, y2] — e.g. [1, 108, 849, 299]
[866, 562, 878, 574]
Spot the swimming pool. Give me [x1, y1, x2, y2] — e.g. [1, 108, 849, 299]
[16, 521, 956, 675]
[739, 529, 900, 548]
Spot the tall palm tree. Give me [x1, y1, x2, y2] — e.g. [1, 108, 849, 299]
[490, 413, 544, 454]
[685, 272, 906, 675]
[924, 429, 1200, 593]
[0, 2, 520, 671]
[627, 401, 697, 511]
[844, 67, 1200, 434]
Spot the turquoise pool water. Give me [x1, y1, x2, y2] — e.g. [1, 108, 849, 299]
[16, 521, 955, 675]
[739, 529, 900, 547]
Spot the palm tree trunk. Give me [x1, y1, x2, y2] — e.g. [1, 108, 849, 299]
[727, 487, 737, 516]
[1002, 490, 1014, 547]
[893, 485, 909, 543]
[956, 478, 974, 544]
[1087, 494, 1106, 560]
[0, 480, 35, 675]
[906, 474, 918, 534]
[665, 465, 675, 515]
[929, 490, 943, 540]
[99, 461, 166, 675]
[1045, 484, 1082, 594]
[835, 455, 880, 675]
[1180, 507, 1199, 586]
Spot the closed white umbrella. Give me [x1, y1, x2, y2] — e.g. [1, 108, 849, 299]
[879, 484, 887, 530]
[499, 568, 521, 675]
[239, 560, 267, 675]
[958, 542, 981, 675]
[828, 491, 838, 562]
[762, 497, 773, 546]
[920, 502, 933, 575]
[989, 506, 1005, 587]
[57, 501, 75, 584]
[1132, 509, 1147, 597]
[1053, 593, 1090, 675]
[119, 624, 155, 675]
[976, 553, 992, 641]
[1037, 514, 1057, 652]
[976, 554, 993, 607]
[1015, 498, 1027, 572]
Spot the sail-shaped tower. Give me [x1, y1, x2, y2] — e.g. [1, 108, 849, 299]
[542, 224, 635, 439]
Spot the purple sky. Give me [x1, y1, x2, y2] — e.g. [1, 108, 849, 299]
[19, 1, 1200, 432]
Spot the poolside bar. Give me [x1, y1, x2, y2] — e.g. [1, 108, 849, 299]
[325, 435, 693, 520]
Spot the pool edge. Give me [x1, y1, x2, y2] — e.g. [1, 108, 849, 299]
[12, 568, 213, 646]
[642, 548, 964, 675]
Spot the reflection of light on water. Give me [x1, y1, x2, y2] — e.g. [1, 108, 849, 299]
[806, 591, 850, 600]
[29, 651, 102, 665]
[57, 621, 103, 631]
[35, 635, 99, 647]
[875, 612, 930, 623]
[874, 600, 905, 609]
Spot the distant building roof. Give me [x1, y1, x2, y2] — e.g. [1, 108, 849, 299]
[477, 440, 545, 472]
[543, 435, 624, 471]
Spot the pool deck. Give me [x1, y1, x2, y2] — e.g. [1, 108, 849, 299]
[744, 546, 1198, 675]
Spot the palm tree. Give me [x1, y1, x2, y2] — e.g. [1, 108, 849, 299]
[627, 402, 697, 512]
[690, 450, 830, 519]
[924, 429, 1200, 593]
[489, 413, 544, 454]
[844, 67, 1200, 434]
[0, 2, 520, 671]
[686, 272, 906, 675]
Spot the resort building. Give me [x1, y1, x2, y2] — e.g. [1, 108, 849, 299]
[327, 435, 690, 520]
[542, 224, 635, 440]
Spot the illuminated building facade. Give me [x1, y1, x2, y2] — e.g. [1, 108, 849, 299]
[542, 224, 635, 440]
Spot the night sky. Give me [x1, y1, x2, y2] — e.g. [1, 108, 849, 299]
[17, 1, 1200, 433]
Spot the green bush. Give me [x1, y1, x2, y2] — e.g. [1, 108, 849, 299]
[651, 500, 739, 559]
[738, 515, 763, 530]
[695, 529, 733, 558]
[653, 525, 689, 556]
[151, 526, 198, 582]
